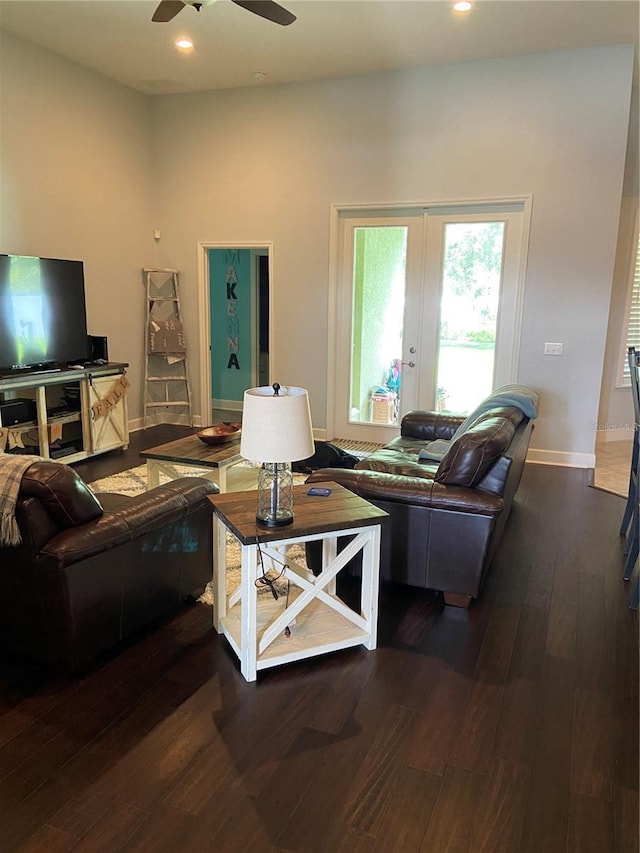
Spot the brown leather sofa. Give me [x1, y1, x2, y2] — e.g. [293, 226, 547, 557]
[306, 386, 538, 607]
[0, 460, 217, 670]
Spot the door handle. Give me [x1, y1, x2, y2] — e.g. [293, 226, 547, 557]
[401, 361, 415, 368]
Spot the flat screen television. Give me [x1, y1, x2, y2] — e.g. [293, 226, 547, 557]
[0, 254, 90, 375]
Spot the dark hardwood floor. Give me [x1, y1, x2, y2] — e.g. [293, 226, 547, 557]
[1, 429, 638, 852]
[71, 423, 201, 484]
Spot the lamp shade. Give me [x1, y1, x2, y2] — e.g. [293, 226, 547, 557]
[240, 385, 314, 463]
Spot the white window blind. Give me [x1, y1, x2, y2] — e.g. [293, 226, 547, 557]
[621, 214, 640, 385]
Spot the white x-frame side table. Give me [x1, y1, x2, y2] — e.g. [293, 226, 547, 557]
[208, 483, 388, 682]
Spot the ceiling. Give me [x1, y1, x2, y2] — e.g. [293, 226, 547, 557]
[0, 0, 638, 96]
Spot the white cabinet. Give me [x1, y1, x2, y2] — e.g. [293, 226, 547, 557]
[84, 372, 130, 456]
[0, 363, 129, 463]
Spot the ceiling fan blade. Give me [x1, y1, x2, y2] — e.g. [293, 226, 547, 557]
[152, 1, 186, 23]
[231, 0, 296, 26]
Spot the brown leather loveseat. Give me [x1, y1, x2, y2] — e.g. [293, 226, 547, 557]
[0, 460, 216, 670]
[306, 385, 539, 607]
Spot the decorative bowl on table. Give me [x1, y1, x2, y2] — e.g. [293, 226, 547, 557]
[197, 423, 242, 445]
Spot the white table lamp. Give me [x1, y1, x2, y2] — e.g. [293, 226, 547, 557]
[240, 383, 314, 526]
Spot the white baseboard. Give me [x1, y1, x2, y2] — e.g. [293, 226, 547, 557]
[212, 399, 243, 412]
[596, 428, 634, 443]
[526, 448, 596, 469]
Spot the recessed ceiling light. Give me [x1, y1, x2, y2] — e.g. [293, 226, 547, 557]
[175, 37, 194, 50]
[453, 1, 473, 11]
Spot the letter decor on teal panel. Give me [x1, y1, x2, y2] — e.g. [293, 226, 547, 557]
[209, 248, 253, 404]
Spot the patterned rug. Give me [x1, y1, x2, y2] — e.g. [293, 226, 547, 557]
[87, 435, 383, 495]
[89, 463, 209, 496]
[87, 439, 381, 605]
[88, 464, 151, 496]
[88, 464, 309, 604]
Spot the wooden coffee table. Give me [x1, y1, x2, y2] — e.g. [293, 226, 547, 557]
[209, 482, 388, 681]
[140, 433, 245, 492]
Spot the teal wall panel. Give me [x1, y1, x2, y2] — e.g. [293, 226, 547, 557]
[208, 248, 253, 404]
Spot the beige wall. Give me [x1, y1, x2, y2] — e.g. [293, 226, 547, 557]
[151, 44, 635, 465]
[0, 31, 158, 421]
[1, 32, 636, 464]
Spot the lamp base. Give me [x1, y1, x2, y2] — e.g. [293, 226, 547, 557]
[256, 510, 294, 527]
[256, 462, 294, 528]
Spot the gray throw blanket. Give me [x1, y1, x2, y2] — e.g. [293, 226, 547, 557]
[0, 455, 43, 546]
[418, 385, 540, 463]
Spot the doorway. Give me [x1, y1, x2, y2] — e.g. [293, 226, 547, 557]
[329, 201, 530, 443]
[197, 242, 272, 426]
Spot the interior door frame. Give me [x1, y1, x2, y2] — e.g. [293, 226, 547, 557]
[197, 240, 274, 427]
[326, 197, 532, 440]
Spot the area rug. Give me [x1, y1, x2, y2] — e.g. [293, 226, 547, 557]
[87, 439, 381, 605]
[88, 464, 309, 604]
[87, 434, 383, 496]
[89, 463, 210, 496]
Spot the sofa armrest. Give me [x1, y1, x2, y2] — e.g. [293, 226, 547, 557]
[39, 477, 217, 569]
[306, 469, 503, 516]
[401, 410, 466, 442]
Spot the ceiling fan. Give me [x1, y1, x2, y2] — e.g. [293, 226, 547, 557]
[152, 0, 296, 26]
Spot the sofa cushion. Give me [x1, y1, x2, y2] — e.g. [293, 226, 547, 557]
[21, 462, 103, 529]
[417, 406, 524, 463]
[435, 416, 516, 487]
[355, 447, 438, 479]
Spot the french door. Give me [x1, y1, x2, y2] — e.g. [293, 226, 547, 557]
[330, 201, 529, 444]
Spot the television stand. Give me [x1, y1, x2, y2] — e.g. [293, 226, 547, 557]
[0, 362, 129, 463]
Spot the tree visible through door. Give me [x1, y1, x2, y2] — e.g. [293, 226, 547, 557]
[436, 220, 504, 413]
[332, 202, 527, 444]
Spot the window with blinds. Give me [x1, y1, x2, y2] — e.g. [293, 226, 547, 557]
[620, 213, 640, 385]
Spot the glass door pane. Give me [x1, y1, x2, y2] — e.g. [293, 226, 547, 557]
[331, 202, 526, 443]
[435, 221, 505, 413]
[349, 226, 407, 426]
